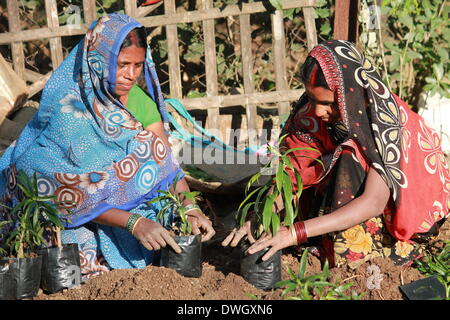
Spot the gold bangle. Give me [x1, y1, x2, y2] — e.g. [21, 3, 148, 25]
[290, 226, 298, 245]
[131, 216, 144, 236]
[184, 208, 202, 215]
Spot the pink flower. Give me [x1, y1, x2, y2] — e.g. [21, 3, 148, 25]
[365, 220, 379, 235]
[346, 250, 363, 262]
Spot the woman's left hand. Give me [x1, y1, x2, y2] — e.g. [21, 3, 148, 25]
[246, 226, 297, 261]
[186, 209, 216, 242]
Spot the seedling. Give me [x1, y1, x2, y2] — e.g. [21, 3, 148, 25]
[3, 171, 69, 258]
[238, 134, 322, 238]
[149, 172, 201, 235]
[275, 249, 363, 300]
[414, 240, 450, 300]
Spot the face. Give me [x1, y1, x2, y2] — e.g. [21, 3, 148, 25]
[305, 83, 341, 123]
[115, 45, 145, 97]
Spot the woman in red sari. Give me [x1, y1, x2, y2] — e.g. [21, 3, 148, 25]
[224, 40, 450, 269]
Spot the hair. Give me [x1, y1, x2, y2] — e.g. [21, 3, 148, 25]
[120, 27, 147, 50]
[300, 56, 330, 89]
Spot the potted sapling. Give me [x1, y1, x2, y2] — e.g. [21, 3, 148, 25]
[237, 135, 320, 290]
[0, 220, 15, 300]
[149, 173, 203, 278]
[1, 171, 80, 299]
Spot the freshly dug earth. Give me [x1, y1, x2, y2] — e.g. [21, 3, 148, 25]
[35, 217, 449, 301]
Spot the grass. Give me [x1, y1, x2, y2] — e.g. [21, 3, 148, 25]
[413, 240, 450, 300]
[274, 249, 363, 300]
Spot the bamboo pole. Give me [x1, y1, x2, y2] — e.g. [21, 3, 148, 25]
[164, 0, 182, 99]
[83, 0, 97, 25]
[0, 52, 28, 125]
[239, 13, 258, 141]
[27, 72, 53, 98]
[0, 0, 317, 44]
[125, 0, 138, 18]
[174, 89, 304, 111]
[302, 6, 318, 52]
[45, 0, 64, 69]
[202, 0, 220, 135]
[271, 10, 290, 117]
[6, 0, 25, 79]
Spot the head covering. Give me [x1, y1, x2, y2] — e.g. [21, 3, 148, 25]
[283, 40, 450, 241]
[0, 13, 181, 227]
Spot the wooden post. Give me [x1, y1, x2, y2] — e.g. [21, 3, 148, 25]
[125, 0, 138, 18]
[6, 0, 25, 80]
[202, 0, 220, 136]
[45, 0, 64, 69]
[271, 10, 290, 117]
[302, 4, 318, 52]
[164, 0, 183, 99]
[83, 0, 97, 25]
[239, 13, 258, 142]
[0, 52, 28, 125]
[333, 0, 360, 42]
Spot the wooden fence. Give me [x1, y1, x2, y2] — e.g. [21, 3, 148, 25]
[0, 0, 319, 145]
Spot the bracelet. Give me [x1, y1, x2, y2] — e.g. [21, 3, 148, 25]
[131, 217, 144, 236]
[293, 221, 308, 244]
[185, 204, 200, 211]
[290, 226, 298, 245]
[184, 203, 201, 215]
[126, 214, 142, 234]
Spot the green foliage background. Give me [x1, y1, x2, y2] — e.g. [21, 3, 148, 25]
[0, 0, 448, 108]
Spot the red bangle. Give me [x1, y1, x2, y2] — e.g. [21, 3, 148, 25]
[293, 221, 307, 244]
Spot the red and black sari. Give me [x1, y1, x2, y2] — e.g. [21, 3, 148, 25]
[283, 40, 450, 268]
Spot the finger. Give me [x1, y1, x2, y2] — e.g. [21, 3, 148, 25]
[191, 220, 201, 236]
[153, 233, 167, 249]
[259, 232, 272, 241]
[161, 232, 182, 254]
[139, 239, 154, 252]
[247, 239, 272, 255]
[230, 228, 247, 247]
[201, 224, 216, 242]
[261, 245, 279, 261]
[221, 229, 236, 247]
[146, 237, 161, 251]
[247, 231, 256, 244]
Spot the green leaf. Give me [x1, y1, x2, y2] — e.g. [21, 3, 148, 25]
[298, 249, 308, 278]
[406, 51, 423, 60]
[262, 194, 275, 234]
[433, 63, 444, 80]
[238, 186, 262, 212]
[240, 202, 255, 227]
[282, 172, 294, 226]
[269, 0, 283, 10]
[271, 213, 280, 236]
[275, 159, 284, 193]
[246, 172, 262, 192]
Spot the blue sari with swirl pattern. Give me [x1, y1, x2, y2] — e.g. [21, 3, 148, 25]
[0, 13, 182, 271]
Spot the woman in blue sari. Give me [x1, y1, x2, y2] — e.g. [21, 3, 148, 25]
[0, 13, 214, 279]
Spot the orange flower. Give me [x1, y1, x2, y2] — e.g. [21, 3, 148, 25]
[343, 225, 373, 254]
[394, 241, 414, 258]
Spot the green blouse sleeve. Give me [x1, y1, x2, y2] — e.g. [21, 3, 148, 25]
[126, 85, 162, 128]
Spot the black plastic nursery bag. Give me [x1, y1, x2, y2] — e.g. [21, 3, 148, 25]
[161, 234, 202, 278]
[240, 244, 282, 291]
[0, 259, 15, 300]
[39, 243, 81, 294]
[6, 255, 43, 299]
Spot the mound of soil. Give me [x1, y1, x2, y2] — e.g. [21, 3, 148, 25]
[34, 194, 449, 301]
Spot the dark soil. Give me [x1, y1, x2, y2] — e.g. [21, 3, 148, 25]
[34, 193, 450, 301]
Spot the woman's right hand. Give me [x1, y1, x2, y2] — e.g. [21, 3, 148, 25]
[221, 220, 256, 247]
[132, 218, 182, 254]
